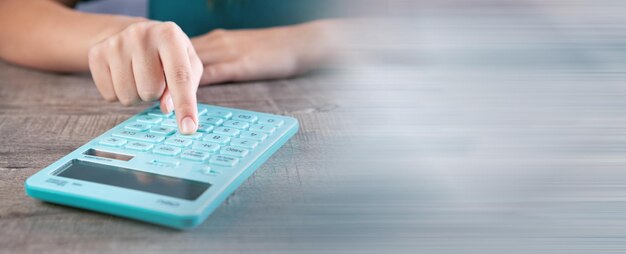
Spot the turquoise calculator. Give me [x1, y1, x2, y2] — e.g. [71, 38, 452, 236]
[25, 103, 298, 229]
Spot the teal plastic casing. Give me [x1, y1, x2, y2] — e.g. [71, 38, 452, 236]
[25, 103, 298, 229]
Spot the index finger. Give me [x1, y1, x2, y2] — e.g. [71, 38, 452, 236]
[158, 26, 198, 134]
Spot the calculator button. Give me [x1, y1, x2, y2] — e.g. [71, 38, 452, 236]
[148, 159, 179, 168]
[181, 149, 211, 161]
[202, 134, 231, 144]
[220, 146, 249, 158]
[213, 127, 240, 137]
[192, 141, 220, 153]
[125, 141, 153, 151]
[173, 132, 203, 140]
[152, 145, 181, 156]
[258, 117, 284, 127]
[136, 115, 163, 124]
[161, 119, 178, 127]
[164, 137, 193, 147]
[113, 130, 140, 139]
[197, 107, 208, 116]
[113, 131, 165, 143]
[230, 138, 259, 149]
[99, 137, 127, 147]
[196, 123, 215, 133]
[249, 124, 276, 134]
[150, 126, 176, 135]
[125, 123, 151, 131]
[240, 131, 268, 141]
[201, 167, 220, 176]
[206, 110, 232, 119]
[209, 155, 239, 167]
[133, 133, 165, 143]
[147, 109, 173, 118]
[198, 116, 224, 126]
[222, 120, 250, 130]
[233, 113, 258, 123]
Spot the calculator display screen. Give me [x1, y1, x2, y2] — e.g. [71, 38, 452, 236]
[56, 160, 210, 201]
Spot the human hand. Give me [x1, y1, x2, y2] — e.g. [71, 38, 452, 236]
[191, 21, 336, 85]
[88, 21, 203, 134]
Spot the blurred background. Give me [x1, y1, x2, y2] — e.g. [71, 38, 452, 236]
[10, 0, 626, 253]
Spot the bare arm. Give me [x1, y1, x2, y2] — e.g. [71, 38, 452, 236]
[0, 0, 142, 71]
[0, 0, 202, 134]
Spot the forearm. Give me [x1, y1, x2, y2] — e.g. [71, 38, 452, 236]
[0, 0, 144, 72]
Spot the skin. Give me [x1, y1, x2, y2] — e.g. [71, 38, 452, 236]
[0, 0, 339, 134]
[191, 20, 337, 85]
[88, 21, 203, 134]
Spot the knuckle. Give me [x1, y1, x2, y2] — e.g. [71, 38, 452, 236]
[88, 46, 102, 61]
[210, 29, 226, 37]
[106, 36, 122, 50]
[224, 44, 238, 56]
[210, 65, 223, 76]
[204, 29, 231, 46]
[171, 66, 192, 85]
[117, 91, 139, 106]
[158, 22, 183, 38]
[95, 82, 115, 101]
[119, 97, 136, 106]
[103, 94, 117, 102]
[138, 87, 162, 101]
[118, 98, 131, 106]
[125, 25, 145, 42]
[214, 34, 231, 46]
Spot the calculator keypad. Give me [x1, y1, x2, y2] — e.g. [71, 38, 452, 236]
[210, 155, 238, 167]
[125, 123, 151, 131]
[99, 106, 288, 173]
[230, 138, 258, 149]
[233, 113, 258, 123]
[199, 116, 224, 126]
[165, 137, 193, 147]
[153, 145, 182, 156]
[258, 117, 284, 127]
[150, 126, 176, 135]
[161, 119, 178, 127]
[113, 130, 166, 143]
[249, 124, 275, 134]
[203, 134, 230, 144]
[192, 141, 220, 153]
[181, 150, 211, 161]
[220, 146, 249, 158]
[136, 115, 162, 124]
[213, 127, 240, 137]
[206, 110, 232, 119]
[100, 137, 127, 147]
[173, 132, 203, 140]
[125, 141, 153, 151]
[240, 131, 267, 141]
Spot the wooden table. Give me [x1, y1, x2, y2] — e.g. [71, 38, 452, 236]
[3, 1, 626, 253]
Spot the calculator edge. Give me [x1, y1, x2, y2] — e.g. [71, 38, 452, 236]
[24, 121, 298, 229]
[24, 105, 300, 230]
[189, 118, 299, 228]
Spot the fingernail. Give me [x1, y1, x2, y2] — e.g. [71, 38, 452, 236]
[165, 97, 174, 113]
[180, 117, 197, 134]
